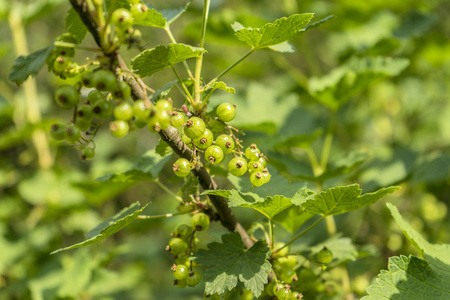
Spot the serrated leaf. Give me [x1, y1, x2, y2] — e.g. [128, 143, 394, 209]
[311, 236, 358, 264]
[194, 232, 271, 297]
[8, 43, 54, 85]
[291, 187, 315, 205]
[131, 43, 206, 77]
[97, 149, 172, 183]
[180, 173, 199, 202]
[161, 0, 192, 25]
[134, 8, 166, 28]
[201, 189, 232, 198]
[268, 41, 296, 53]
[302, 184, 400, 216]
[273, 206, 313, 234]
[51, 202, 151, 254]
[234, 13, 314, 49]
[65, 8, 87, 44]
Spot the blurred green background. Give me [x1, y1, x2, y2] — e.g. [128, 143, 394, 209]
[0, 0, 449, 299]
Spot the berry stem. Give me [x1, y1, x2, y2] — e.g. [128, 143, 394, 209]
[137, 209, 196, 220]
[194, 0, 211, 105]
[155, 179, 184, 202]
[171, 66, 195, 106]
[164, 26, 194, 80]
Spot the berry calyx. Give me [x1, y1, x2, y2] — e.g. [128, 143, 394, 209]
[317, 247, 333, 264]
[191, 213, 210, 231]
[228, 157, 248, 176]
[184, 117, 206, 140]
[193, 128, 213, 149]
[109, 120, 129, 138]
[216, 103, 236, 122]
[173, 158, 191, 177]
[54, 85, 80, 109]
[130, 3, 148, 20]
[250, 172, 265, 187]
[204, 145, 224, 164]
[112, 81, 131, 100]
[215, 134, 235, 154]
[93, 100, 113, 120]
[248, 161, 264, 174]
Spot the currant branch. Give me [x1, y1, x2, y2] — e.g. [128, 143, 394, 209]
[69, 0, 254, 249]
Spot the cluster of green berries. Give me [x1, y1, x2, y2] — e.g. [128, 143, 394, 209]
[172, 103, 271, 187]
[167, 213, 210, 288]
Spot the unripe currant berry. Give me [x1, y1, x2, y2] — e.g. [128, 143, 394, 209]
[248, 161, 264, 174]
[112, 81, 131, 100]
[110, 8, 133, 28]
[130, 3, 148, 20]
[65, 124, 81, 144]
[92, 69, 118, 92]
[133, 99, 151, 120]
[256, 155, 267, 168]
[245, 144, 260, 161]
[261, 168, 271, 184]
[114, 102, 134, 121]
[81, 71, 94, 88]
[81, 147, 95, 160]
[215, 134, 235, 154]
[175, 279, 187, 288]
[316, 247, 333, 264]
[155, 99, 173, 113]
[54, 85, 80, 109]
[171, 112, 186, 127]
[174, 224, 194, 239]
[53, 55, 69, 73]
[173, 158, 191, 177]
[191, 212, 210, 231]
[194, 128, 213, 149]
[155, 108, 171, 130]
[172, 264, 189, 280]
[93, 100, 113, 120]
[250, 172, 265, 187]
[180, 134, 192, 146]
[228, 157, 248, 176]
[208, 118, 226, 132]
[87, 90, 105, 105]
[167, 238, 187, 255]
[275, 286, 292, 300]
[109, 120, 129, 138]
[186, 271, 201, 287]
[204, 145, 224, 164]
[133, 117, 148, 129]
[216, 103, 236, 122]
[76, 106, 94, 131]
[184, 117, 206, 140]
[49, 123, 66, 140]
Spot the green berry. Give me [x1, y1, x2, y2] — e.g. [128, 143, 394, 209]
[208, 118, 226, 132]
[173, 264, 189, 280]
[180, 134, 192, 146]
[175, 279, 187, 288]
[184, 117, 206, 140]
[175, 224, 194, 239]
[93, 100, 113, 120]
[155, 99, 173, 113]
[185, 271, 201, 287]
[173, 158, 191, 177]
[114, 102, 134, 121]
[155, 108, 171, 130]
[112, 81, 131, 100]
[250, 172, 265, 187]
[248, 161, 264, 174]
[65, 124, 81, 144]
[275, 286, 292, 300]
[262, 168, 271, 184]
[109, 120, 129, 138]
[130, 3, 148, 20]
[194, 128, 213, 149]
[317, 247, 333, 264]
[77, 105, 94, 123]
[133, 117, 148, 129]
[54, 85, 80, 109]
[245, 144, 260, 161]
[53, 55, 69, 73]
[133, 99, 151, 120]
[81, 71, 95, 87]
[167, 237, 187, 255]
[191, 213, 210, 231]
[92, 69, 117, 91]
[81, 148, 95, 160]
[171, 112, 186, 127]
[110, 8, 133, 28]
[49, 123, 66, 140]
[265, 281, 276, 297]
[204, 145, 224, 164]
[126, 0, 140, 3]
[228, 157, 248, 176]
[87, 90, 105, 105]
[215, 134, 235, 154]
[216, 103, 236, 122]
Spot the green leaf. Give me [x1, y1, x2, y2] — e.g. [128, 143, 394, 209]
[154, 138, 173, 156]
[308, 56, 410, 110]
[363, 205, 450, 299]
[301, 184, 400, 216]
[161, 0, 192, 25]
[273, 206, 313, 234]
[131, 43, 206, 77]
[194, 232, 271, 297]
[209, 81, 236, 94]
[149, 80, 178, 102]
[290, 187, 315, 205]
[8, 43, 54, 85]
[310, 236, 358, 264]
[97, 149, 172, 183]
[268, 41, 296, 53]
[65, 8, 87, 44]
[234, 13, 314, 49]
[51, 202, 151, 254]
[201, 189, 232, 198]
[134, 8, 166, 28]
